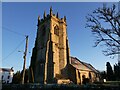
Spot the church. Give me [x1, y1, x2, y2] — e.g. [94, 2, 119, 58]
[29, 7, 100, 85]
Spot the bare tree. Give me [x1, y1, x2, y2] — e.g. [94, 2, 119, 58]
[86, 4, 120, 57]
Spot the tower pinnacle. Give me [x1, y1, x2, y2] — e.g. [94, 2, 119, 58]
[64, 16, 66, 22]
[44, 11, 46, 19]
[38, 15, 40, 20]
[56, 12, 59, 18]
[37, 15, 40, 26]
[50, 6, 52, 16]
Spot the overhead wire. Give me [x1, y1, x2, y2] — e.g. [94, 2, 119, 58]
[2, 37, 26, 61]
[2, 26, 34, 40]
[2, 26, 26, 61]
[2, 26, 31, 70]
[2, 26, 32, 62]
[2, 26, 26, 37]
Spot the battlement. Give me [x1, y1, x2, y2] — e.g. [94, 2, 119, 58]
[37, 7, 66, 26]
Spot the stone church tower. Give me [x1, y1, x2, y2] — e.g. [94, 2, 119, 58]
[29, 7, 70, 84]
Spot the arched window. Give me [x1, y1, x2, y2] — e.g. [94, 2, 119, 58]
[54, 25, 59, 36]
[82, 75, 86, 79]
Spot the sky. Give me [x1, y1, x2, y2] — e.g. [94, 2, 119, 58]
[2, 2, 119, 72]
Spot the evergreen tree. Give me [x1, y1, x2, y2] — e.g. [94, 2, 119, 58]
[12, 71, 22, 84]
[114, 63, 120, 80]
[21, 69, 29, 83]
[100, 71, 107, 80]
[12, 69, 29, 84]
[106, 62, 114, 81]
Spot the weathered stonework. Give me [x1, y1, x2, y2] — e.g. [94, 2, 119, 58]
[29, 7, 70, 84]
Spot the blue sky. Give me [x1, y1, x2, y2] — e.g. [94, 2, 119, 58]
[2, 2, 118, 72]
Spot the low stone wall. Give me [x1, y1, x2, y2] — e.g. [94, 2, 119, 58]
[1, 83, 120, 90]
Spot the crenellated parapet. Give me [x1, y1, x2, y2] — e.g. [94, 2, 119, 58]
[37, 7, 67, 26]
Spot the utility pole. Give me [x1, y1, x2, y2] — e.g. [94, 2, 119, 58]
[21, 35, 28, 84]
